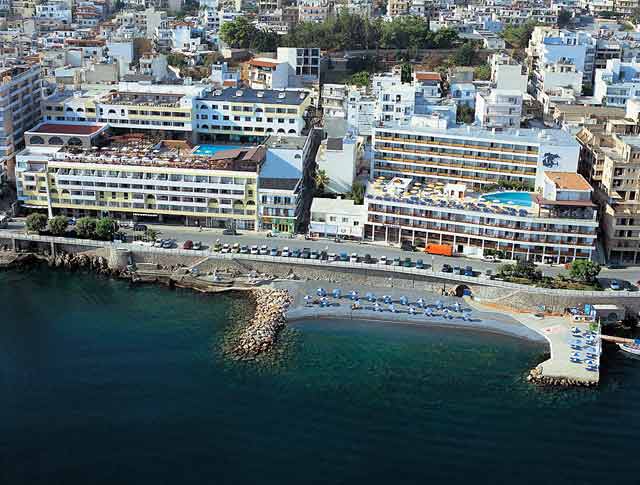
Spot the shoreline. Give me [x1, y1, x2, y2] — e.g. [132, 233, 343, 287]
[285, 305, 548, 344]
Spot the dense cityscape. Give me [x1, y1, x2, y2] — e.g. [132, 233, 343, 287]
[2, 1, 640, 483]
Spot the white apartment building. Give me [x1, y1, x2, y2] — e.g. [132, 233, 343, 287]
[247, 58, 288, 90]
[276, 47, 321, 87]
[594, 59, 640, 108]
[298, 0, 331, 23]
[346, 88, 375, 137]
[309, 197, 366, 240]
[372, 73, 416, 123]
[321, 83, 348, 119]
[535, 58, 583, 114]
[490, 53, 527, 93]
[450, 82, 476, 108]
[475, 89, 522, 129]
[35, 2, 72, 23]
[387, 0, 410, 17]
[316, 134, 359, 194]
[527, 27, 596, 91]
[0, 63, 43, 182]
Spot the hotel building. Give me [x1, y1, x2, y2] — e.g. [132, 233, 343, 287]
[15, 123, 262, 230]
[366, 119, 598, 263]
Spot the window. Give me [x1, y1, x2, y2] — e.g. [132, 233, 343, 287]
[353, 221, 359, 226]
[342, 217, 348, 223]
[329, 216, 336, 222]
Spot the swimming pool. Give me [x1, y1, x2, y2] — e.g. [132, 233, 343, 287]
[480, 191, 533, 207]
[193, 144, 242, 156]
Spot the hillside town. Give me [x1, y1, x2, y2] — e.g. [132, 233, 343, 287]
[1, 0, 640, 269]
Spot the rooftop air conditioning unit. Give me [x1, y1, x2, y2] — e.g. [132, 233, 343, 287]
[235, 90, 243, 97]
[278, 92, 286, 99]
[257, 91, 264, 97]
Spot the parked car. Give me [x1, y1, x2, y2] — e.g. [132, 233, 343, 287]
[416, 259, 424, 269]
[250, 245, 259, 255]
[259, 245, 268, 255]
[240, 245, 249, 254]
[350, 253, 358, 263]
[221, 243, 230, 253]
[403, 257, 412, 267]
[464, 266, 474, 277]
[610, 280, 623, 291]
[379, 256, 388, 265]
[363, 254, 373, 264]
[457, 266, 465, 276]
[152, 238, 163, 248]
[270, 247, 278, 256]
[301, 248, 311, 259]
[401, 240, 414, 252]
[161, 239, 174, 249]
[232, 243, 240, 253]
[193, 241, 202, 251]
[482, 255, 499, 263]
[213, 240, 222, 252]
[393, 257, 401, 266]
[441, 264, 453, 273]
[340, 252, 349, 262]
[182, 240, 193, 250]
[281, 247, 291, 257]
[133, 223, 147, 232]
[328, 253, 337, 262]
[482, 269, 493, 279]
[310, 250, 319, 259]
[292, 248, 301, 258]
[222, 228, 236, 236]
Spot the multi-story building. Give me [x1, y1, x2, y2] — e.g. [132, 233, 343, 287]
[316, 133, 359, 193]
[276, 47, 321, 87]
[577, 117, 640, 264]
[475, 89, 522, 129]
[490, 53, 528, 93]
[321, 83, 348, 119]
[0, 62, 43, 182]
[298, 0, 331, 23]
[387, 0, 410, 17]
[594, 59, 640, 108]
[527, 27, 596, 91]
[247, 58, 288, 90]
[194, 88, 311, 143]
[372, 72, 416, 123]
[534, 58, 583, 114]
[371, 117, 580, 192]
[308, 198, 366, 240]
[35, 1, 72, 24]
[15, 125, 263, 230]
[346, 87, 375, 137]
[366, 120, 597, 262]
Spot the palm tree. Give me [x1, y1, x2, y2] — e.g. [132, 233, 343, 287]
[315, 169, 329, 193]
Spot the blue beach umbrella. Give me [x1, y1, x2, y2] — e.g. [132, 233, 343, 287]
[317, 287, 327, 297]
[388, 303, 396, 313]
[350, 290, 359, 300]
[304, 295, 312, 305]
[417, 297, 425, 308]
[409, 305, 416, 315]
[332, 288, 341, 298]
[400, 296, 408, 305]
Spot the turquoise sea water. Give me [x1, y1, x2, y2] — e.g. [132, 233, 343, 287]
[481, 191, 533, 207]
[2, 270, 640, 485]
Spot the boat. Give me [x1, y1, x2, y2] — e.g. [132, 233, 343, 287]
[618, 341, 640, 359]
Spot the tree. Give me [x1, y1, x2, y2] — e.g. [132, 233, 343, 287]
[347, 181, 365, 205]
[502, 21, 538, 49]
[474, 64, 491, 81]
[26, 213, 47, 233]
[219, 17, 278, 51]
[95, 217, 118, 241]
[557, 9, 572, 28]
[569, 260, 601, 283]
[350, 71, 371, 87]
[76, 217, 97, 239]
[451, 42, 476, 66]
[146, 228, 159, 242]
[457, 104, 475, 124]
[48, 216, 68, 236]
[401, 62, 412, 83]
[315, 169, 329, 192]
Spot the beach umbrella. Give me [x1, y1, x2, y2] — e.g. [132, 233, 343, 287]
[367, 292, 376, 302]
[388, 304, 396, 313]
[350, 290, 359, 300]
[454, 302, 461, 312]
[317, 287, 326, 297]
[374, 302, 381, 311]
[304, 295, 312, 305]
[383, 295, 392, 304]
[332, 288, 342, 298]
[400, 296, 408, 305]
[409, 306, 416, 315]
[425, 307, 433, 316]
[417, 297, 425, 308]
[436, 300, 443, 310]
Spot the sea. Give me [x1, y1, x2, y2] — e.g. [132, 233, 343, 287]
[1, 269, 639, 485]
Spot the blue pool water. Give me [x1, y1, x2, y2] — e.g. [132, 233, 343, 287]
[193, 144, 242, 156]
[481, 191, 533, 207]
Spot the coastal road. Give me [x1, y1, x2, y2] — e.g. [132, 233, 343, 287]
[5, 219, 639, 288]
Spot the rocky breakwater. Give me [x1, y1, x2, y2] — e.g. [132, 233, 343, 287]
[527, 366, 598, 387]
[232, 287, 293, 358]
